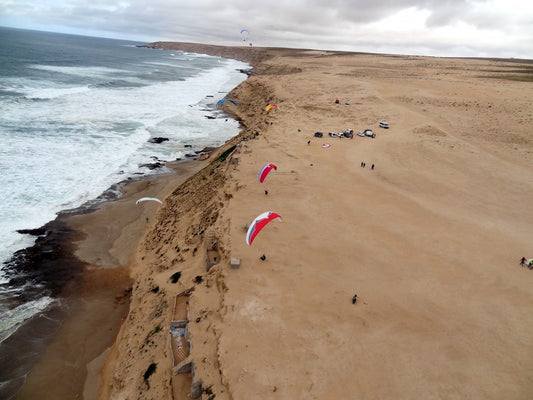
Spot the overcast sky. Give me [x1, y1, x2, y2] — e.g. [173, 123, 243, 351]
[1, 0, 532, 58]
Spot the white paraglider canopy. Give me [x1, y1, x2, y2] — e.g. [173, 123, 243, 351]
[136, 197, 163, 205]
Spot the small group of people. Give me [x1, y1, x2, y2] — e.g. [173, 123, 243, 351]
[360, 161, 375, 170]
[520, 257, 533, 269]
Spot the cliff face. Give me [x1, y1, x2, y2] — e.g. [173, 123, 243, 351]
[99, 57, 278, 400]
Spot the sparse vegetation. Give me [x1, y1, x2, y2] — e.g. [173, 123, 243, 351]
[143, 363, 157, 387]
[479, 65, 533, 82]
[143, 325, 163, 348]
[215, 145, 236, 163]
[203, 384, 216, 400]
[170, 271, 182, 283]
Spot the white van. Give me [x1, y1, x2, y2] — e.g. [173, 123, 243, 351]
[379, 121, 389, 129]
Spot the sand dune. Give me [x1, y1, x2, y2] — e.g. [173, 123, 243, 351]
[98, 46, 533, 399]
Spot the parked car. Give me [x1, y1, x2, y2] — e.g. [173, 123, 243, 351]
[314, 131, 323, 138]
[358, 129, 376, 138]
[379, 121, 389, 129]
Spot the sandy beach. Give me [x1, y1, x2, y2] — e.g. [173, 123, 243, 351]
[12, 161, 208, 400]
[16, 44, 533, 399]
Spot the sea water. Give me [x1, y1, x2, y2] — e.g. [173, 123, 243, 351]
[0, 27, 248, 344]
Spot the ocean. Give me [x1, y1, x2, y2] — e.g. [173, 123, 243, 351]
[0, 27, 248, 396]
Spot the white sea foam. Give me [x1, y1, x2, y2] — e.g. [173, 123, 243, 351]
[24, 85, 92, 99]
[0, 35, 249, 347]
[143, 60, 203, 70]
[0, 296, 58, 342]
[30, 64, 129, 78]
[0, 54, 248, 268]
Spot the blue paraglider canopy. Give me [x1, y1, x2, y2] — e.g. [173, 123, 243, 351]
[217, 98, 238, 108]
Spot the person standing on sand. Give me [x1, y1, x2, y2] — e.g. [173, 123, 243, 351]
[260, 254, 266, 261]
[520, 257, 527, 266]
[352, 294, 357, 304]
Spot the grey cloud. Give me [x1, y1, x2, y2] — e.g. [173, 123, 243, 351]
[0, 0, 492, 36]
[0, 0, 531, 58]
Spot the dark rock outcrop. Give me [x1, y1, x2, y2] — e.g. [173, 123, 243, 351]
[149, 137, 169, 144]
[140, 162, 164, 170]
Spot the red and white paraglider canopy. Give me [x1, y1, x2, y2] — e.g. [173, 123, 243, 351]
[258, 163, 277, 183]
[246, 211, 283, 245]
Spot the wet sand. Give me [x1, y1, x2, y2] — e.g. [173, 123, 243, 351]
[12, 161, 209, 400]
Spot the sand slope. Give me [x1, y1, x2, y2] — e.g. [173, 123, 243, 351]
[100, 46, 533, 400]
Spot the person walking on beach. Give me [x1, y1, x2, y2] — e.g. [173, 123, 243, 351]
[264, 190, 268, 195]
[352, 294, 358, 304]
[260, 254, 266, 261]
[371, 164, 374, 170]
[520, 256, 527, 267]
[307, 140, 311, 145]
